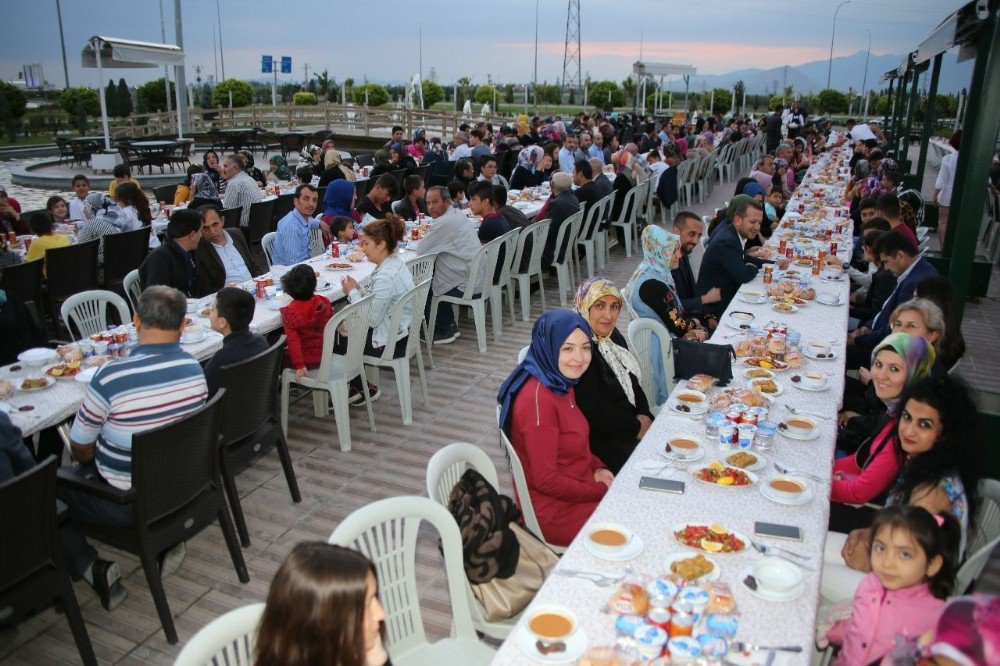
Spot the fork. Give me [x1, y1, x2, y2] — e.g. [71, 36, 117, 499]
[730, 641, 802, 654]
[554, 570, 624, 587]
[773, 464, 828, 484]
[784, 404, 831, 420]
[749, 540, 815, 569]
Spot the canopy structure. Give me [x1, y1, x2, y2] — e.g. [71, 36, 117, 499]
[81, 36, 186, 150]
[632, 61, 698, 116]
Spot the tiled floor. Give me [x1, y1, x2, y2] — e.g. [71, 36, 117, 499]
[2, 150, 999, 664]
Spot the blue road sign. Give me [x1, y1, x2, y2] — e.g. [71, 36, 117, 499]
[261, 55, 273, 74]
[280, 56, 292, 74]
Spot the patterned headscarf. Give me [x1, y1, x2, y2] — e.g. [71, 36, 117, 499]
[575, 277, 642, 406]
[871, 332, 937, 401]
[621, 225, 681, 316]
[191, 172, 219, 201]
[269, 155, 291, 180]
[516, 145, 543, 172]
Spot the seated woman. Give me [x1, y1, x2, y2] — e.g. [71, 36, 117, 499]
[368, 149, 393, 179]
[916, 275, 967, 371]
[390, 142, 416, 170]
[46, 195, 69, 224]
[822, 374, 980, 604]
[24, 211, 70, 274]
[202, 149, 224, 192]
[173, 165, 203, 205]
[187, 172, 222, 210]
[76, 193, 122, 263]
[255, 541, 388, 666]
[113, 181, 153, 231]
[497, 310, 613, 547]
[573, 278, 652, 473]
[338, 215, 415, 404]
[321, 179, 358, 228]
[240, 150, 267, 188]
[267, 154, 292, 182]
[509, 145, 545, 190]
[830, 333, 937, 532]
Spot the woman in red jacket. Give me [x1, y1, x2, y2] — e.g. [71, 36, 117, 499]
[497, 310, 613, 547]
[279, 264, 333, 380]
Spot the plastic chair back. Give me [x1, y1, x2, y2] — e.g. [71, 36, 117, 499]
[512, 219, 550, 278]
[309, 226, 325, 257]
[328, 496, 479, 655]
[60, 290, 131, 339]
[103, 226, 151, 289]
[153, 184, 178, 204]
[270, 195, 295, 230]
[494, 227, 521, 286]
[627, 317, 676, 410]
[461, 235, 504, 300]
[261, 232, 277, 267]
[123, 269, 142, 313]
[218, 337, 286, 446]
[221, 206, 243, 230]
[0, 457, 59, 592]
[550, 209, 583, 271]
[955, 479, 1000, 593]
[497, 421, 565, 554]
[246, 200, 276, 248]
[407, 253, 437, 284]
[372, 279, 427, 364]
[317, 295, 372, 385]
[173, 603, 264, 666]
[425, 442, 500, 506]
[0, 258, 44, 315]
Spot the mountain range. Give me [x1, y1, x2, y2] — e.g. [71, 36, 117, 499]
[681, 51, 974, 97]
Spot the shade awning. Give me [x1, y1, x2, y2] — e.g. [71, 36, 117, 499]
[81, 36, 184, 69]
[632, 61, 697, 77]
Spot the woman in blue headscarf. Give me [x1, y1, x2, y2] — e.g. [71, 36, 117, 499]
[742, 180, 773, 240]
[497, 310, 613, 547]
[321, 179, 358, 228]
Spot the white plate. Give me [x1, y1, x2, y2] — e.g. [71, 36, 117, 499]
[760, 481, 814, 506]
[790, 376, 830, 392]
[749, 378, 783, 397]
[668, 402, 707, 417]
[663, 551, 721, 582]
[582, 532, 643, 561]
[802, 346, 838, 361]
[326, 264, 354, 272]
[691, 465, 758, 489]
[180, 330, 207, 344]
[772, 303, 799, 315]
[16, 376, 56, 392]
[671, 523, 751, 555]
[659, 442, 705, 463]
[819, 273, 846, 282]
[739, 566, 805, 602]
[75, 367, 99, 384]
[722, 450, 768, 472]
[815, 296, 844, 306]
[266, 298, 291, 311]
[737, 291, 768, 304]
[777, 425, 821, 441]
[515, 624, 588, 664]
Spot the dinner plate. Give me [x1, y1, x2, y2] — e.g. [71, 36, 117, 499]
[17, 376, 56, 392]
[749, 378, 783, 397]
[266, 298, 291, 311]
[760, 481, 814, 506]
[326, 264, 354, 272]
[815, 295, 844, 306]
[663, 552, 721, 582]
[582, 532, 643, 561]
[75, 367, 99, 384]
[672, 523, 751, 555]
[777, 425, 821, 441]
[180, 330, 207, 344]
[515, 624, 588, 664]
[819, 273, 846, 282]
[739, 566, 805, 602]
[690, 465, 758, 489]
[668, 402, 707, 417]
[743, 368, 775, 381]
[723, 450, 768, 472]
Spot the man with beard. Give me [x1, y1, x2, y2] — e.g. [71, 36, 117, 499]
[671, 211, 720, 317]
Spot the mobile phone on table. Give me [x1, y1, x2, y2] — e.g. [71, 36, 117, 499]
[639, 476, 685, 494]
[754, 521, 803, 541]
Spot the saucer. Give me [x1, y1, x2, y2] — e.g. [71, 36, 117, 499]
[790, 377, 830, 392]
[668, 402, 707, 417]
[815, 296, 843, 306]
[760, 481, 814, 506]
[515, 624, 588, 664]
[778, 425, 821, 441]
[737, 292, 767, 305]
[659, 443, 705, 463]
[739, 566, 805, 601]
[583, 532, 644, 561]
[75, 367, 99, 384]
[802, 347, 838, 361]
[663, 551, 721, 582]
[749, 378, 783, 396]
[180, 330, 206, 344]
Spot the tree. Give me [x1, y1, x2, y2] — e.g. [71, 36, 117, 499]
[589, 80, 624, 111]
[59, 87, 100, 118]
[621, 77, 636, 103]
[0, 81, 27, 121]
[293, 92, 317, 105]
[711, 88, 732, 114]
[733, 80, 746, 111]
[104, 80, 118, 117]
[816, 88, 849, 114]
[212, 79, 254, 107]
[535, 83, 561, 105]
[137, 78, 176, 113]
[474, 84, 496, 105]
[768, 95, 785, 111]
[116, 78, 133, 117]
[455, 77, 472, 106]
[421, 79, 445, 107]
[351, 83, 389, 106]
[312, 69, 332, 101]
[503, 84, 514, 104]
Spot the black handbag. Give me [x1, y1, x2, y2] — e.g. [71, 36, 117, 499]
[671, 339, 735, 386]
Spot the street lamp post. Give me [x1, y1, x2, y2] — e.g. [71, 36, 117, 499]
[826, 0, 851, 90]
[860, 28, 872, 119]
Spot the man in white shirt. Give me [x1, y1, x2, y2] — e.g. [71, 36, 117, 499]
[221, 154, 262, 227]
[558, 134, 579, 173]
[418, 185, 482, 344]
[449, 132, 473, 161]
[68, 174, 90, 220]
[194, 205, 261, 293]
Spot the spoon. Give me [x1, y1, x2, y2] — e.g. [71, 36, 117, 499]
[773, 464, 828, 484]
[730, 641, 802, 654]
[784, 404, 831, 420]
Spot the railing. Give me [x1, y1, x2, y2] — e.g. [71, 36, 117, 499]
[108, 104, 515, 140]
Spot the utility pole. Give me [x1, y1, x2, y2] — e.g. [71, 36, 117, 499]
[173, 0, 187, 137]
[216, 0, 226, 80]
[303, 63, 310, 87]
[159, 0, 173, 118]
[561, 0, 582, 93]
[55, 0, 69, 88]
[860, 28, 872, 119]
[212, 25, 219, 82]
[533, 0, 539, 110]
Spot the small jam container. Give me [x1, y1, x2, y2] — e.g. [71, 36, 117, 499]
[705, 613, 740, 638]
[678, 586, 710, 616]
[697, 633, 729, 658]
[646, 578, 680, 604]
[615, 613, 648, 639]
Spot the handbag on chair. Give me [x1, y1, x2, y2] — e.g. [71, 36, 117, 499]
[671, 338, 735, 386]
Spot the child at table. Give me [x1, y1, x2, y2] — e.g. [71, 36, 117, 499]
[279, 264, 333, 381]
[819, 505, 959, 665]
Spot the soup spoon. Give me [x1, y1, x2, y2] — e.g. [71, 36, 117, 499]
[783, 404, 831, 420]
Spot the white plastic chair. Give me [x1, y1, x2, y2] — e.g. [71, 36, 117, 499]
[627, 317, 676, 411]
[428, 236, 503, 353]
[123, 268, 142, 314]
[576, 196, 607, 279]
[490, 227, 522, 338]
[425, 443, 520, 639]
[280, 294, 375, 452]
[362, 279, 431, 425]
[407, 253, 437, 369]
[549, 209, 584, 307]
[173, 602, 264, 666]
[610, 186, 641, 258]
[596, 190, 618, 265]
[261, 231, 277, 268]
[508, 219, 550, 321]
[60, 290, 131, 340]
[955, 479, 1000, 594]
[328, 497, 497, 666]
[309, 226, 325, 258]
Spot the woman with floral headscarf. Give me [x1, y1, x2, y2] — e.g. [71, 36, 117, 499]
[268, 155, 292, 182]
[573, 277, 653, 473]
[508, 145, 545, 190]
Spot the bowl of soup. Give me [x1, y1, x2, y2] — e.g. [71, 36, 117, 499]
[784, 416, 817, 438]
[673, 390, 708, 414]
[668, 435, 701, 459]
[801, 371, 827, 390]
[526, 605, 578, 644]
[768, 476, 807, 501]
[587, 522, 633, 555]
[808, 341, 831, 356]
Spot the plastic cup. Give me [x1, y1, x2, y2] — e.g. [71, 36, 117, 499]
[755, 422, 778, 451]
[737, 424, 757, 450]
[718, 423, 737, 450]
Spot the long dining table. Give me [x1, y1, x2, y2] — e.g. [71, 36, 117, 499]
[491, 140, 855, 665]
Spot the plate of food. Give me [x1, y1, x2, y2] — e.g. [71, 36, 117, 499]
[744, 357, 789, 371]
[724, 450, 767, 472]
[19, 376, 55, 392]
[743, 368, 775, 380]
[45, 362, 84, 380]
[327, 262, 354, 271]
[772, 302, 799, 314]
[673, 523, 748, 554]
[663, 552, 720, 582]
[749, 377, 782, 396]
[692, 461, 757, 487]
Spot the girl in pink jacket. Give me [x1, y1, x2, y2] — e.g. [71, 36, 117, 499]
[826, 505, 960, 665]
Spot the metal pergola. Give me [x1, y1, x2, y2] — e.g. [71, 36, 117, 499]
[879, 0, 1000, 318]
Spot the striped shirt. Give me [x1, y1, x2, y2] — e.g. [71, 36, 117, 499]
[70, 342, 208, 489]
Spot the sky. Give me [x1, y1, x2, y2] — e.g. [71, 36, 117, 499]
[1, 0, 969, 90]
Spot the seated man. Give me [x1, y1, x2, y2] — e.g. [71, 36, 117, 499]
[68, 174, 91, 221]
[271, 184, 330, 266]
[106, 164, 141, 199]
[382, 125, 406, 149]
[418, 186, 481, 344]
[468, 181, 511, 245]
[477, 155, 509, 189]
[357, 174, 396, 223]
[671, 211, 720, 317]
[749, 154, 775, 192]
[194, 204, 262, 293]
[494, 184, 530, 230]
[395, 174, 427, 221]
[573, 159, 604, 212]
[139, 209, 203, 296]
[541, 172, 582, 268]
[468, 128, 492, 164]
[203, 287, 269, 394]
[221, 153, 262, 228]
[58, 286, 208, 610]
[449, 131, 473, 161]
[654, 144, 683, 212]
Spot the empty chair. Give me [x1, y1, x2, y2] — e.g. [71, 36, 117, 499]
[217, 337, 300, 547]
[174, 602, 264, 666]
[152, 183, 178, 204]
[428, 236, 503, 354]
[123, 269, 142, 313]
[102, 226, 151, 295]
[55, 390, 248, 644]
[60, 289, 131, 340]
[0, 257, 45, 331]
[508, 219, 550, 321]
[45, 239, 100, 331]
[261, 231, 277, 268]
[362, 279, 431, 425]
[328, 497, 497, 666]
[245, 199, 276, 252]
[955, 478, 1000, 594]
[490, 227, 521, 339]
[221, 206, 243, 230]
[280, 295, 375, 453]
[407, 253, 437, 369]
[548, 210, 584, 306]
[627, 317, 676, 411]
[0, 459, 97, 666]
[576, 196, 608, 278]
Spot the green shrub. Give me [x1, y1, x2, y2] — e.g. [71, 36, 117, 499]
[293, 92, 318, 105]
[212, 79, 254, 107]
[351, 83, 389, 107]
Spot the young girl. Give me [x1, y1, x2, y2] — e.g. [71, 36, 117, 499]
[824, 505, 960, 665]
[46, 195, 69, 224]
[279, 264, 334, 382]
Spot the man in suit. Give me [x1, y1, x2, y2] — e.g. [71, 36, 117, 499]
[573, 159, 605, 212]
[139, 209, 201, 297]
[696, 199, 788, 315]
[541, 172, 582, 269]
[194, 204, 262, 295]
[671, 211, 721, 317]
[846, 230, 938, 369]
[202, 287, 270, 394]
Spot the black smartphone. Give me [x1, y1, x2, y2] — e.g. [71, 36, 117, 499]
[639, 476, 686, 494]
[754, 521, 803, 541]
